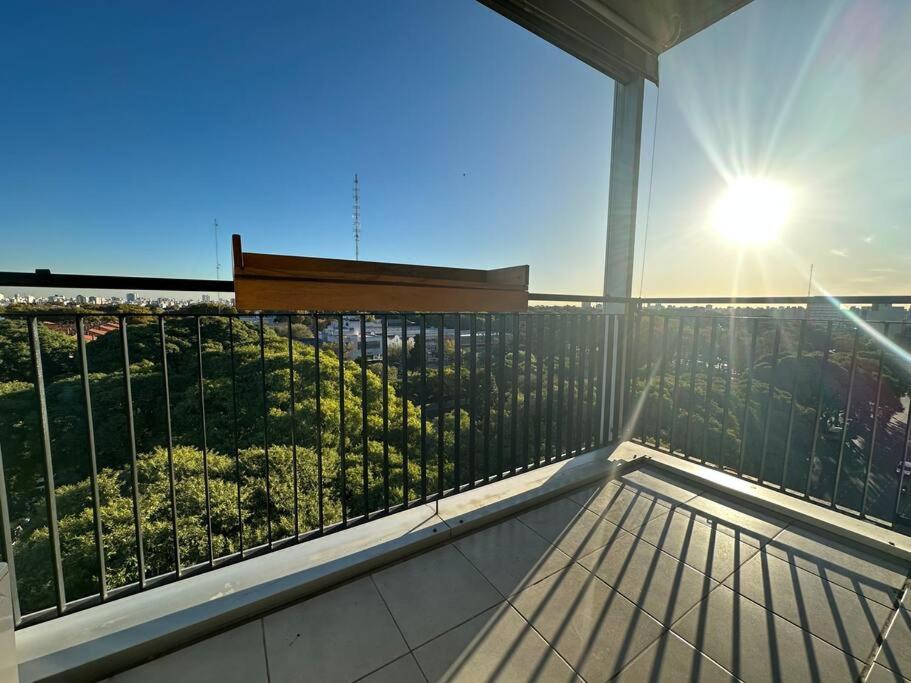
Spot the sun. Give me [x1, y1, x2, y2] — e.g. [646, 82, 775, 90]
[711, 177, 793, 246]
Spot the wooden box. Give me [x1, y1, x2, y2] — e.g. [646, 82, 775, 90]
[232, 235, 529, 312]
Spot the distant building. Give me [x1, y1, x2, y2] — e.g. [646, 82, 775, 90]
[126, 293, 136, 303]
[805, 299, 844, 322]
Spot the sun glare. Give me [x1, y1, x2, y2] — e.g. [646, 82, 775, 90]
[711, 178, 793, 246]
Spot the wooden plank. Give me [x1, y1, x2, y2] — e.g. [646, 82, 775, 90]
[236, 251, 528, 290]
[234, 278, 528, 313]
[231, 234, 529, 312]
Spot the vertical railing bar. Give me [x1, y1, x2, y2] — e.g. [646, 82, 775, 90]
[510, 314, 520, 472]
[117, 317, 145, 592]
[737, 319, 759, 475]
[287, 317, 299, 538]
[314, 315, 324, 530]
[421, 313, 427, 503]
[454, 314, 462, 488]
[381, 316, 390, 512]
[639, 315, 655, 443]
[684, 317, 701, 459]
[259, 315, 274, 544]
[700, 318, 719, 465]
[575, 315, 586, 453]
[668, 317, 685, 453]
[805, 321, 833, 498]
[497, 314, 507, 477]
[483, 313, 492, 480]
[555, 315, 567, 460]
[584, 314, 597, 451]
[437, 315, 445, 494]
[614, 314, 626, 441]
[719, 318, 734, 469]
[420, 314, 428, 500]
[625, 308, 642, 440]
[597, 314, 611, 445]
[0, 442, 21, 624]
[893, 324, 911, 521]
[592, 314, 605, 447]
[655, 316, 669, 450]
[469, 314, 477, 486]
[577, 314, 589, 453]
[861, 324, 888, 516]
[338, 315, 347, 524]
[360, 315, 369, 517]
[758, 321, 782, 484]
[606, 316, 619, 443]
[401, 314, 409, 504]
[158, 318, 180, 578]
[577, 315, 589, 452]
[534, 314, 545, 463]
[196, 317, 214, 564]
[77, 316, 107, 597]
[565, 315, 577, 458]
[228, 318, 244, 552]
[572, 315, 584, 455]
[523, 315, 532, 466]
[544, 315, 555, 462]
[615, 311, 630, 439]
[832, 327, 860, 508]
[781, 318, 808, 488]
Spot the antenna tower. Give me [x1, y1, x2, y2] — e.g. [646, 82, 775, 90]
[213, 219, 221, 304]
[353, 174, 361, 261]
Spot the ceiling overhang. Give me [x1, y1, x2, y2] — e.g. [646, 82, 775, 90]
[478, 0, 752, 83]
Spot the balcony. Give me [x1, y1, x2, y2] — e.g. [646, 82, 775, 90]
[4, 1, 911, 681]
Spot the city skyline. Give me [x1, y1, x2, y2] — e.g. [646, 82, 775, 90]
[2, 1, 909, 298]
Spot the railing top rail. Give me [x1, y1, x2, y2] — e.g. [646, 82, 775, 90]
[2, 269, 909, 305]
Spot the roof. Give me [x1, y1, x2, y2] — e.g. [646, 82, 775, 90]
[478, 0, 753, 83]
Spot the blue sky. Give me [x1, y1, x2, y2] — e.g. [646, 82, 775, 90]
[2, 0, 909, 298]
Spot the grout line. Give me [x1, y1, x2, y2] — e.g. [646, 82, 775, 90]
[351, 653, 427, 683]
[259, 618, 272, 683]
[450, 534, 588, 682]
[859, 574, 910, 682]
[367, 574, 417, 667]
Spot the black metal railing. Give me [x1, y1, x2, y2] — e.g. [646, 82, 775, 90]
[0, 308, 623, 627]
[3, 272, 909, 630]
[623, 299, 911, 531]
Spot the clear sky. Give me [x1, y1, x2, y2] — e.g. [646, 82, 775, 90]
[636, 0, 911, 297]
[2, 0, 909, 299]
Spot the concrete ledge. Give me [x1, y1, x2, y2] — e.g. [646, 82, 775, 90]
[615, 443, 911, 562]
[436, 443, 638, 537]
[17, 504, 446, 683]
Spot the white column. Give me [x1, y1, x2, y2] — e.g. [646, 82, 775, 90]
[601, 76, 645, 444]
[0, 563, 17, 683]
[603, 76, 645, 301]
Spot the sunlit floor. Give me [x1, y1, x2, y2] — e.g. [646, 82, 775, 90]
[104, 467, 911, 683]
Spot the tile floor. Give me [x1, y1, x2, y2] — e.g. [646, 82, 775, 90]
[107, 466, 911, 683]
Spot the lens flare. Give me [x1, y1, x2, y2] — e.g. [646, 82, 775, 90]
[711, 177, 793, 246]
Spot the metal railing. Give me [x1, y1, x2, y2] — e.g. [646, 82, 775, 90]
[2, 268, 909, 630]
[622, 298, 911, 531]
[0, 308, 624, 627]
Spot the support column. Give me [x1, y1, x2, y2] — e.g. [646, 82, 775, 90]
[601, 76, 644, 444]
[603, 76, 645, 301]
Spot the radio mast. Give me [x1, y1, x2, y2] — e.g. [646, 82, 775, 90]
[213, 219, 221, 304]
[353, 174, 361, 261]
